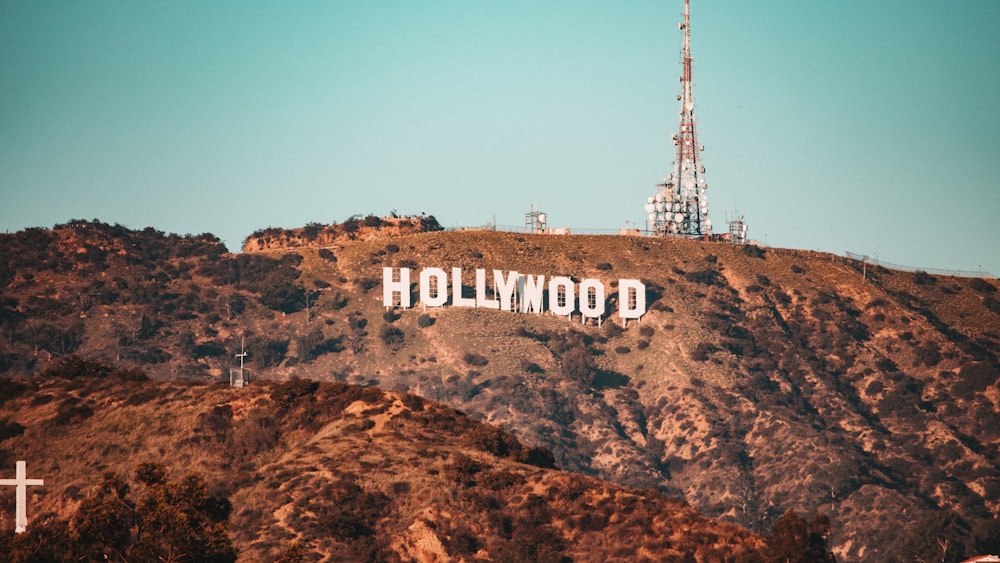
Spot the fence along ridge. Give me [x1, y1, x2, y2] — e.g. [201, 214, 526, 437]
[844, 251, 995, 279]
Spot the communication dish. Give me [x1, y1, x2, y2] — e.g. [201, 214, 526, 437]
[538, 213, 547, 224]
[674, 213, 684, 223]
[704, 219, 712, 229]
[647, 212, 657, 222]
[644, 202, 655, 213]
[647, 196, 655, 204]
[655, 193, 665, 202]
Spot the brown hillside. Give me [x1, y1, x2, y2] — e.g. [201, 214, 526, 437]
[0, 374, 764, 561]
[2, 220, 999, 561]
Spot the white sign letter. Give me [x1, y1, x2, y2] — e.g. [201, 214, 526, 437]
[549, 276, 575, 317]
[451, 267, 477, 307]
[382, 267, 411, 308]
[494, 270, 519, 312]
[419, 267, 448, 308]
[520, 274, 546, 314]
[476, 269, 500, 309]
[579, 278, 606, 320]
[618, 279, 646, 320]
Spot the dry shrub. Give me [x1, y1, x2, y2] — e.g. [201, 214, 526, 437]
[519, 358, 544, 374]
[379, 325, 405, 350]
[954, 363, 998, 399]
[690, 342, 718, 362]
[356, 277, 380, 292]
[969, 278, 996, 293]
[53, 398, 94, 425]
[462, 352, 489, 367]
[446, 453, 483, 486]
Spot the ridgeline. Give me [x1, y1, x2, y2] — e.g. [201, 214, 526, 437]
[1, 218, 999, 561]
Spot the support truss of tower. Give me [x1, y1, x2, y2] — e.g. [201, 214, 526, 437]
[646, 0, 711, 238]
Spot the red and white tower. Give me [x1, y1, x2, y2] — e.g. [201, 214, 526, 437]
[646, 0, 711, 237]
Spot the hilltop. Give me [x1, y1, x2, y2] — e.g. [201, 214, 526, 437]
[241, 214, 443, 253]
[1, 218, 999, 561]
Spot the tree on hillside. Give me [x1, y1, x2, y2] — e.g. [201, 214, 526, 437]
[762, 511, 836, 563]
[896, 510, 969, 563]
[345, 313, 368, 354]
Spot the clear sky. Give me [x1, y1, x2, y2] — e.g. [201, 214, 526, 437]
[2, 1, 998, 275]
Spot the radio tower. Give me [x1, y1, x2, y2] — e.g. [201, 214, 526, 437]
[645, 0, 711, 238]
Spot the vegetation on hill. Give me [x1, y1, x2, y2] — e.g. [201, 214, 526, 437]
[2, 220, 999, 561]
[0, 364, 796, 561]
[242, 213, 443, 253]
[1, 461, 237, 562]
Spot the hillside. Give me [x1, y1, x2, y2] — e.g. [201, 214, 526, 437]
[0, 369, 768, 561]
[2, 219, 999, 561]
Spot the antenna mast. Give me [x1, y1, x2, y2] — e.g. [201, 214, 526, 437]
[646, 0, 711, 238]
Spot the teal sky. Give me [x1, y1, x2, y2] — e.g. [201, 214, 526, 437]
[2, 1, 998, 275]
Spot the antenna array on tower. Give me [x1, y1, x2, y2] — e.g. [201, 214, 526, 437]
[646, 0, 711, 238]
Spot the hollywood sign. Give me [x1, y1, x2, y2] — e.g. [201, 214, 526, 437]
[382, 267, 646, 324]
